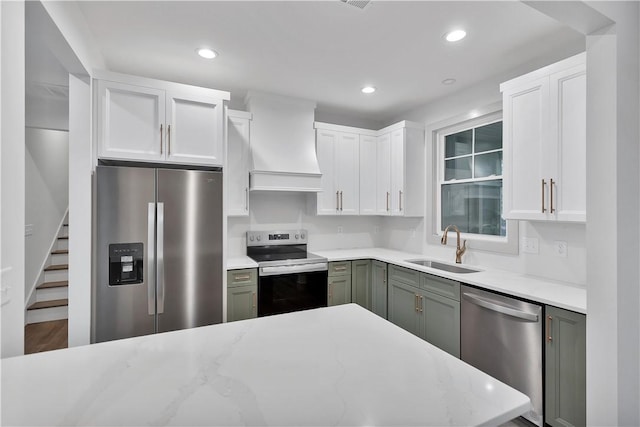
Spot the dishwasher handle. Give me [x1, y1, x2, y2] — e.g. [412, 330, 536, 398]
[463, 292, 539, 322]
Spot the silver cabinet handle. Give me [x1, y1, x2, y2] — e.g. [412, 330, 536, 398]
[415, 294, 419, 312]
[386, 192, 390, 211]
[157, 202, 165, 314]
[334, 265, 347, 272]
[167, 124, 171, 155]
[550, 178, 555, 214]
[160, 124, 163, 155]
[245, 188, 249, 211]
[340, 191, 343, 211]
[147, 203, 156, 315]
[399, 190, 403, 211]
[233, 274, 251, 281]
[336, 191, 340, 211]
[463, 292, 539, 322]
[541, 179, 546, 213]
[419, 295, 423, 312]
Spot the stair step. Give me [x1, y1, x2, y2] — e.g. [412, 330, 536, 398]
[51, 249, 68, 255]
[44, 264, 68, 272]
[37, 280, 68, 290]
[58, 236, 68, 240]
[28, 299, 68, 310]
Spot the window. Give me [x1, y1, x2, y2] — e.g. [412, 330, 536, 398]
[440, 121, 505, 237]
[427, 105, 517, 254]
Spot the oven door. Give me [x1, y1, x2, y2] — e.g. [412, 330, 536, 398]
[258, 267, 328, 317]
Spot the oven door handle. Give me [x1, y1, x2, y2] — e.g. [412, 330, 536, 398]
[260, 262, 328, 276]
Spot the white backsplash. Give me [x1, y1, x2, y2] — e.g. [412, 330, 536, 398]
[227, 192, 383, 258]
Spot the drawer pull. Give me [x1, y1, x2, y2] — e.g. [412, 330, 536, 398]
[233, 274, 251, 281]
[547, 315, 553, 342]
[334, 266, 347, 271]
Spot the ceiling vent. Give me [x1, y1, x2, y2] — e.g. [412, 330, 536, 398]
[339, 0, 371, 10]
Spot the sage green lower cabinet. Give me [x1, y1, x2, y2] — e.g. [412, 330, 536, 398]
[371, 261, 388, 318]
[545, 305, 586, 427]
[227, 269, 258, 322]
[328, 261, 352, 306]
[387, 265, 461, 358]
[351, 260, 372, 310]
[388, 279, 422, 337]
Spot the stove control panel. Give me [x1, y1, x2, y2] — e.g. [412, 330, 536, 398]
[247, 230, 308, 246]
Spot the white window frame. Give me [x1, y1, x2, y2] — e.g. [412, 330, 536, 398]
[425, 102, 519, 255]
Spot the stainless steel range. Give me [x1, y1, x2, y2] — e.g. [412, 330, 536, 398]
[246, 230, 328, 317]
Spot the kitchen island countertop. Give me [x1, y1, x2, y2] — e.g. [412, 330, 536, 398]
[1, 304, 529, 426]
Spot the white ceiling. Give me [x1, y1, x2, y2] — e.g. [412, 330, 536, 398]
[70, 1, 584, 125]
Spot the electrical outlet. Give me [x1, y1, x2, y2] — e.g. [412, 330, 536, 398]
[337, 226, 343, 234]
[374, 226, 380, 234]
[521, 237, 539, 254]
[25, 224, 34, 237]
[554, 241, 568, 257]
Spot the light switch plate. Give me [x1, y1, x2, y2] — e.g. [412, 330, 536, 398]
[521, 237, 539, 254]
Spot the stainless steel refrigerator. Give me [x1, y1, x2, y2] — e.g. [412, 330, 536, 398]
[93, 164, 223, 343]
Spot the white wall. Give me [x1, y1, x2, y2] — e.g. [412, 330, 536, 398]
[583, 3, 640, 425]
[67, 74, 92, 348]
[24, 128, 69, 297]
[1, 0, 26, 358]
[228, 192, 383, 258]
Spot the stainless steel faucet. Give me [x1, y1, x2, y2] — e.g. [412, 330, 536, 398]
[441, 225, 467, 264]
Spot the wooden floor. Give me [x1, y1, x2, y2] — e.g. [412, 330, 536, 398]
[24, 320, 68, 354]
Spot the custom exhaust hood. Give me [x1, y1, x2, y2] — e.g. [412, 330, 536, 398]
[245, 91, 322, 192]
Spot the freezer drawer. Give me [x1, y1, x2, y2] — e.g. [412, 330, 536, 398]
[461, 285, 543, 426]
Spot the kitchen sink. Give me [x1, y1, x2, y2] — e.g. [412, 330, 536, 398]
[405, 259, 481, 274]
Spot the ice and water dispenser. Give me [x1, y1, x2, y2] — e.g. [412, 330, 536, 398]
[109, 243, 144, 285]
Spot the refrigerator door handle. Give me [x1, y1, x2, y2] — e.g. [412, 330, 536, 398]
[157, 202, 165, 314]
[147, 203, 156, 315]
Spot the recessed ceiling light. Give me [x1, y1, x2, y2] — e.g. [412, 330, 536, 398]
[361, 86, 376, 94]
[444, 29, 467, 42]
[442, 78, 457, 85]
[196, 48, 218, 59]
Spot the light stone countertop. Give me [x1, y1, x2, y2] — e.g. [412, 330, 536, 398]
[227, 248, 586, 314]
[1, 304, 530, 426]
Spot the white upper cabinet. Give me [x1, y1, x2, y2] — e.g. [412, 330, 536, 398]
[315, 121, 424, 217]
[96, 71, 229, 166]
[359, 135, 378, 215]
[227, 109, 252, 216]
[97, 80, 165, 162]
[502, 53, 586, 222]
[378, 123, 425, 217]
[376, 132, 392, 215]
[316, 127, 359, 215]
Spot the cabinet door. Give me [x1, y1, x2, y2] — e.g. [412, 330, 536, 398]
[97, 80, 165, 162]
[545, 306, 586, 427]
[422, 291, 460, 358]
[503, 77, 550, 221]
[359, 135, 378, 215]
[227, 115, 250, 216]
[165, 91, 223, 166]
[316, 130, 338, 214]
[390, 129, 405, 216]
[336, 133, 360, 214]
[550, 65, 586, 222]
[328, 275, 352, 306]
[351, 260, 371, 310]
[376, 133, 391, 215]
[388, 280, 421, 337]
[227, 284, 257, 322]
[371, 261, 388, 318]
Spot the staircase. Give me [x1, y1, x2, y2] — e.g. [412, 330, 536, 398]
[26, 223, 69, 324]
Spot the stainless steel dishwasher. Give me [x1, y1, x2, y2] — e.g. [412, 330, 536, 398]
[460, 285, 543, 426]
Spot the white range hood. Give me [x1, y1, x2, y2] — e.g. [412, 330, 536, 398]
[245, 91, 322, 192]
